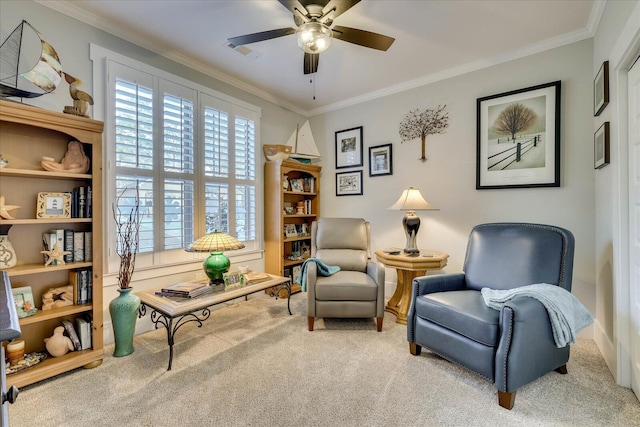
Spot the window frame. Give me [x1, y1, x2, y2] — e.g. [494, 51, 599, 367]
[90, 45, 263, 279]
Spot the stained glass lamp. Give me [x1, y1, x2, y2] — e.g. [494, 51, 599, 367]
[185, 232, 245, 284]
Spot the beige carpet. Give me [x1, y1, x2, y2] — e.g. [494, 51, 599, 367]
[8, 293, 640, 426]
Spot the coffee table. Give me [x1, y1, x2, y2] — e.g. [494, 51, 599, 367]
[136, 274, 291, 370]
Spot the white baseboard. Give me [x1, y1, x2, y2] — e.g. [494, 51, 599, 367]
[594, 319, 617, 380]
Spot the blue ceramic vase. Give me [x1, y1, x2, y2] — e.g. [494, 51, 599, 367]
[109, 288, 140, 357]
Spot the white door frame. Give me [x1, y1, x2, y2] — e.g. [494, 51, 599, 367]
[611, 8, 640, 387]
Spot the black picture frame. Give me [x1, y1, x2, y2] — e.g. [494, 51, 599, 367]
[369, 143, 393, 177]
[336, 170, 363, 196]
[594, 122, 610, 169]
[335, 126, 363, 169]
[594, 61, 609, 117]
[476, 81, 561, 190]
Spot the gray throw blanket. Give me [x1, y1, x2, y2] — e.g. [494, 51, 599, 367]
[481, 284, 593, 348]
[297, 257, 340, 292]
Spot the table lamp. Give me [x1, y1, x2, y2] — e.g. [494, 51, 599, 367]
[185, 232, 245, 284]
[388, 187, 438, 255]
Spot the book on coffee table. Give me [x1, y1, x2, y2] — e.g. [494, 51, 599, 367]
[158, 282, 211, 298]
[244, 271, 271, 283]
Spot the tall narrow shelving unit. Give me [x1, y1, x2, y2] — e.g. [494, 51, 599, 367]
[0, 100, 104, 388]
[264, 159, 321, 296]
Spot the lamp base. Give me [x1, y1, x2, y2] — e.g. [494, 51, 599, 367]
[403, 211, 421, 255]
[204, 251, 230, 285]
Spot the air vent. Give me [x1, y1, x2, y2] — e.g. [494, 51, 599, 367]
[225, 42, 262, 60]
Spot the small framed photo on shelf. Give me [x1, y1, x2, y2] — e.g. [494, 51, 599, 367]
[12, 286, 37, 318]
[290, 178, 304, 192]
[369, 143, 392, 177]
[284, 224, 298, 237]
[336, 170, 363, 196]
[36, 192, 71, 219]
[335, 126, 363, 169]
[594, 61, 609, 116]
[594, 122, 610, 169]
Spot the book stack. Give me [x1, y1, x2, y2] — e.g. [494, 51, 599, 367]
[155, 282, 213, 299]
[244, 271, 271, 283]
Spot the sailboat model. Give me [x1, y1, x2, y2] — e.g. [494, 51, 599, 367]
[285, 121, 321, 162]
[0, 20, 63, 98]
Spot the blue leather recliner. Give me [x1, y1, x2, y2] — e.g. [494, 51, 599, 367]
[407, 223, 575, 409]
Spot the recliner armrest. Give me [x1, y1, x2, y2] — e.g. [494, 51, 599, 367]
[413, 273, 466, 296]
[366, 261, 385, 287]
[495, 296, 570, 393]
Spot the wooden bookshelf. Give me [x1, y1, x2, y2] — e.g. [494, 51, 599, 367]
[0, 100, 104, 388]
[264, 159, 321, 297]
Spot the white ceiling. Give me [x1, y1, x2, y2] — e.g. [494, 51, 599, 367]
[40, 0, 601, 116]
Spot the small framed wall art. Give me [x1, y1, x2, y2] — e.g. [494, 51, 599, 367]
[36, 192, 71, 219]
[369, 143, 393, 177]
[336, 170, 363, 196]
[594, 122, 610, 169]
[335, 126, 363, 169]
[594, 61, 609, 117]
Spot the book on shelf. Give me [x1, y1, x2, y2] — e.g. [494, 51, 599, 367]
[73, 231, 84, 262]
[84, 231, 93, 262]
[75, 314, 92, 350]
[69, 267, 92, 304]
[42, 231, 58, 265]
[63, 229, 74, 262]
[61, 319, 81, 351]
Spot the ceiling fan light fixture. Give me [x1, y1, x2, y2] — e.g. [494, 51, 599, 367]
[296, 22, 332, 54]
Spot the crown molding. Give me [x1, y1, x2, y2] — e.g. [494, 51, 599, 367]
[308, 27, 594, 116]
[587, 1, 607, 36]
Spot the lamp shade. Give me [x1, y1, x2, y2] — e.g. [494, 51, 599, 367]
[388, 187, 438, 211]
[186, 232, 245, 285]
[296, 22, 332, 54]
[185, 232, 245, 253]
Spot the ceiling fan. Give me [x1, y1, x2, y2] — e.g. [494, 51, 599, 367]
[228, 0, 395, 75]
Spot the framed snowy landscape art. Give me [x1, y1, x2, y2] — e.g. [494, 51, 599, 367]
[476, 81, 561, 189]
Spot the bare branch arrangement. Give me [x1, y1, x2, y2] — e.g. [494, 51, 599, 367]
[399, 104, 449, 161]
[112, 187, 141, 289]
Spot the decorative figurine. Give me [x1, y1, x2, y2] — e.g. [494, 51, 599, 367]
[0, 154, 8, 168]
[63, 73, 94, 118]
[40, 243, 71, 266]
[41, 285, 74, 310]
[41, 140, 90, 174]
[44, 326, 74, 357]
[0, 195, 20, 219]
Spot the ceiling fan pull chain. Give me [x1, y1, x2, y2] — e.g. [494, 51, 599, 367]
[311, 75, 316, 100]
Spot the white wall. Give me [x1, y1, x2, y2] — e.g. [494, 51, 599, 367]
[310, 39, 596, 337]
[592, 0, 640, 385]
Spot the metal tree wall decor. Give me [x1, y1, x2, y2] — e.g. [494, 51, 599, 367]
[399, 105, 449, 161]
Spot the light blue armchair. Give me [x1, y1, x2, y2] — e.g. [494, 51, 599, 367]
[407, 223, 575, 409]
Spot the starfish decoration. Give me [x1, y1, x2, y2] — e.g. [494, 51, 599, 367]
[52, 291, 67, 301]
[0, 195, 20, 219]
[41, 243, 71, 266]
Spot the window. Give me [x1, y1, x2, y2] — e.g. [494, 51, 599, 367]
[94, 46, 261, 275]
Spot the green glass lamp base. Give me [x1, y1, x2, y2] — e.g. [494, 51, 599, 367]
[204, 251, 230, 284]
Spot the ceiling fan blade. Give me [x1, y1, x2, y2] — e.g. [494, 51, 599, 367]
[321, 0, 361, 20]
[228, 27, 296, 46]
[278, 0, 309, 16]
[332, 25, 395, 51]
[304, 53, 319, 75]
